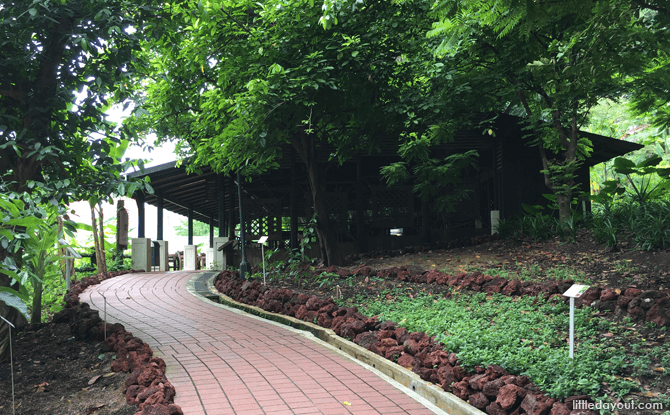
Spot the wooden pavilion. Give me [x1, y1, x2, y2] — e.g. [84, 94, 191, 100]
[127, 115, 642, 267]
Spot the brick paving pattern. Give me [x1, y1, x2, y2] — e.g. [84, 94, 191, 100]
[81, 271, 437, 415]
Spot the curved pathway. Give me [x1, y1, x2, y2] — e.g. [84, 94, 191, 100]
[81, 271, 440, 415]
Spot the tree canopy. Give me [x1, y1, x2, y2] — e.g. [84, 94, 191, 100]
[425, 0, 668, 219]
[128, 0, 437, 265]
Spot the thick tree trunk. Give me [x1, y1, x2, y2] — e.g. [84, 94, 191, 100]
[290, 134, 345, 266]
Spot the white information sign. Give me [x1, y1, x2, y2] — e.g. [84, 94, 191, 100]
[562, 284, 590, 359]
[563, 284, 590, 298]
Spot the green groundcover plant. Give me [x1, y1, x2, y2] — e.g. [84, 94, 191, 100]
[353, 290, 627, 398]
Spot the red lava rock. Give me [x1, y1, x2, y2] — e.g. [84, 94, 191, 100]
[331, 316, 346, 334]
[380, 337, 398, 348]
[549, 402, 571, 415]
[137, 387, 160, 403]
[502, 280, 522, 296]
[521, 393, 552, 415]
[600, 288, 618, 302]
[646, 297, 670, 327]
[625, 288, 642, 297]
[468, 374, 489, 391]
[482, 377, 505, 398]
[616, 295, 634, 308]
[397, 353, 415, 369]
[628, 306, 645, 320]
[167, 404, 184, 415]
[394, 327, 410, 344]
[295, 305, 308, 320]
[468, 392, 490, 410]
[377, 329, 395, 341]
[431, 350, 450, 366]
[452, 365, 467, 381]
[317, 312, 333, 328]
[496, 384, 526, 410]
[363, 315, 380, 330]
[126, 384, 143, 405]
[353, 331, 378, 349]
[577, 287, 601, 307]
[403, 339, 419, 355]
[125, 368, 142, 391]
[385, 345, 405, 361]
[485, 364, 509, 380]
[379, 320, 398, 331]
[305, 296, 322, 311]
[318, 303, 338, 315]
[137, 404, 170, 415]
[305, 310, 318, 323]
[138, 365, 163, 387]
[419, 367, 436, 381]
[452, 380, 473, 400]
[141, 390, 166, 408]
[486, 401, 507, 415]
[516, 375, 531, 387]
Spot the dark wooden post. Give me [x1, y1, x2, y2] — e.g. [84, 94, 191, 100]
[228, 176, 236, 239]
[187, 205, 194, 246]
[136, 193, 145, 238]
[209, 217, 214, 248]
[217, 174, 226, 237]
[356, 155, 366, 252]
[157, 195, 164, 241]
[290, 148, 298, 250]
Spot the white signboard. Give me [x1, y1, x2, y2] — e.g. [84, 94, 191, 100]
[563, 284, 590, 298]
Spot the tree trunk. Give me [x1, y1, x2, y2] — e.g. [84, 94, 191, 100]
[290, 134, 344, 266]
[91, 205, 107, 275]
[97, 204, 107, 273]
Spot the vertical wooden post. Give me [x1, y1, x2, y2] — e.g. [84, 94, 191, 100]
[290, 148, 298, 250]
[209, 217, 214, 248]
[356, 155, 366, 252]
[157, 196, 164, 241]
[187, 205, 194, 246]
[228, 176, 236, 239]
[217, 174, 226, 237]
[136, 194, 145, 238]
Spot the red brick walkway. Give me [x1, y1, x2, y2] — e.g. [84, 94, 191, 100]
[81, 271, 439, 415]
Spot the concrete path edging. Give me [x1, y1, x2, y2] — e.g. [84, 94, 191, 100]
[200, 274, 486, 415]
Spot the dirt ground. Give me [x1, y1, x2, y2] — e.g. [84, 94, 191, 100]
[1, 229, 669, 414]
[0, 322, 135, 415]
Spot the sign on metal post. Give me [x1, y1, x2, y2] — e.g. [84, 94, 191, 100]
[258, 236, 268, 285]
[563, 284, 590, 359]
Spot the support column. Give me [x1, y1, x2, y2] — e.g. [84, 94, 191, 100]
[157, 195, 164, 241]
[209, 217, 214, 248]
[136, 194, 145, 238]
[356, 155, 367, 252]
[217, 174, 226, 237]
[228, 176, 236, 239]
[290, 148, 298, 250]
[187, 205, 194, 246]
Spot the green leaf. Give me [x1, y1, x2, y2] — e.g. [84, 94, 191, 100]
[0, 291, 29, 321]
